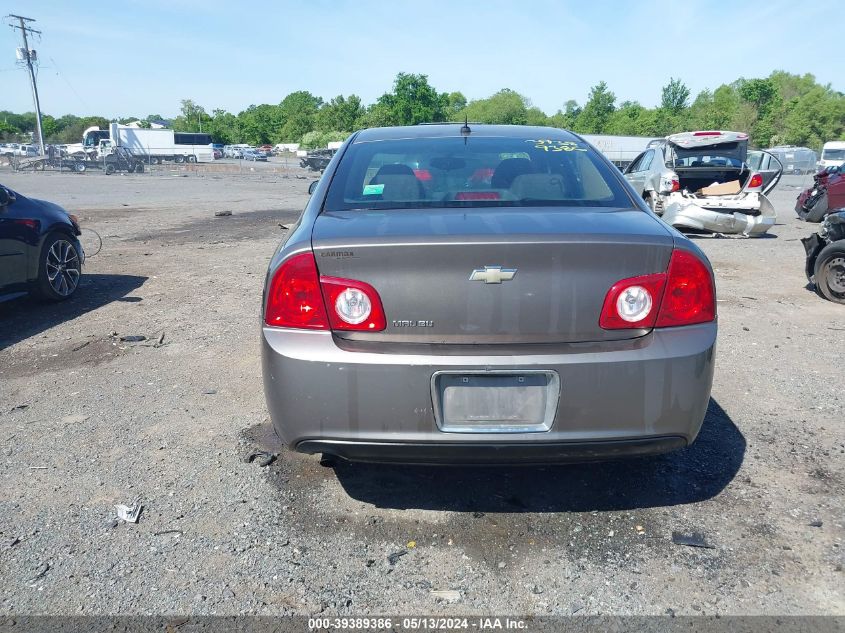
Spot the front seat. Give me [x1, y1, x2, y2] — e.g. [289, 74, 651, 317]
[369, 163, 425, 201]
[491, 158, 535, 189]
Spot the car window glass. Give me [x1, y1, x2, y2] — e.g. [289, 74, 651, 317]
[324, 135, 632, 211]
[628, 153, 644, 172]
[640, 151, 654, 171]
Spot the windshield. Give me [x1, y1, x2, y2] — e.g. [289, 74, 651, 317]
[822, 148, 845, 160]
[323, 135, 633, 211]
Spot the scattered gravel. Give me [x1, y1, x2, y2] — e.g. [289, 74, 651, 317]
[0, 169, 842, 616]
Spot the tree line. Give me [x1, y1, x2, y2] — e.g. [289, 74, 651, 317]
[2, 71, 842, 150]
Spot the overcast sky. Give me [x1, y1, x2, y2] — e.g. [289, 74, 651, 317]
[1, 0, 837, 119]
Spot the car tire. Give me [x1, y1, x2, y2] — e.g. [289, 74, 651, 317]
[186, 155, 197, 163]
[34, 233, 82, 301]
[73, 162, 86, 173]
[174, 155, 185, 164]
[813, 242, 845, 304]
[135, 162, 144, 173]
[799, 191, 828, 222]
[105, 164, 115, 175]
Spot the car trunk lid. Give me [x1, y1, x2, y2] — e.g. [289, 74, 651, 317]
[311, 208, 674, 344]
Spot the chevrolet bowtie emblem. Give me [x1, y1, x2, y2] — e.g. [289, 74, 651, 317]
[469, 266, 517, 284]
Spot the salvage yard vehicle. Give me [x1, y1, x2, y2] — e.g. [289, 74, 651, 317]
[802, 210, 845, 304]
[796, 165, 844, 222]
[261, 124, 717, 465]
[624, 131, 782, 236]
[817, 141, 845, 171]
[71, 124, 214, 164]
[300, 148, 337, 172]
[0, 184, 84, 301]
[766, 145, 818, 175]
[242, 149, 268, 162]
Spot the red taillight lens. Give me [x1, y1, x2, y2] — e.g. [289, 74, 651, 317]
[671, 179, 680, 192]
[747, 173, 763, 189]
[693, 131, 722, 136]
[655, 250, 716, 327]
[599, 250, 716, 330]
[264, 253, 329, 329]
[599, 273, 667, 330]
[413, 168, 432, 181]
[320, 276, 386, 331]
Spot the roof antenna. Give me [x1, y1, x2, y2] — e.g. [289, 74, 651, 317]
[460, 116, 471, 145]
[460, 116, 471, 136]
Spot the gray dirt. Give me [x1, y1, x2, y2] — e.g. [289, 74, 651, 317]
[0, 167, 842, 615]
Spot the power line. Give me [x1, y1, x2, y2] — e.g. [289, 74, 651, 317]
[6, 13, 45, 153]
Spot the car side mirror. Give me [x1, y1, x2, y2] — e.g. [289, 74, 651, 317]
[0, 187, 15, 207]
[308, 180, 319, 195]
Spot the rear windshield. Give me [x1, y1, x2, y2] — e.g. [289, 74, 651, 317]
[323, 135, 633, 211]
[673, 155, 744, 168]
[823, 149, 845, 160]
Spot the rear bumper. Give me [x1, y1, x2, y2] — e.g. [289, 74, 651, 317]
[297, 436, 687, 465]
[261, 323, 716, 464]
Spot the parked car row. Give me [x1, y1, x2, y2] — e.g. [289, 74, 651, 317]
[220, 145, 271, 160]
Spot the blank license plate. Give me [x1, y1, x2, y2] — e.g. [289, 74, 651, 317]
[432, 371, 559, 433]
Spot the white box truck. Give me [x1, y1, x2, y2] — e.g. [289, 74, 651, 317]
[72, 124, 214, 163]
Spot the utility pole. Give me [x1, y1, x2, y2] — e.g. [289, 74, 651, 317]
[7, 14, 45, 155]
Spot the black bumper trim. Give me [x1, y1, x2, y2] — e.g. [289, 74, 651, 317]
[295, 436, 688, 465]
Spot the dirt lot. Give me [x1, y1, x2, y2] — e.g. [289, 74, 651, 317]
[0, 167, 842, 616]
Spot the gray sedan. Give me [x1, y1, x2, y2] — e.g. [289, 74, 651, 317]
[261, 125, 717, 464]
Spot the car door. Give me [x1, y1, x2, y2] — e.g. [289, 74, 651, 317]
[0, 188, 36, 291]
[623, 150, 651, 195]
[747, 150, 783, 194]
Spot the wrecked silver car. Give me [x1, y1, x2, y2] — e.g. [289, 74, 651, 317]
[624, 131, 782, 236]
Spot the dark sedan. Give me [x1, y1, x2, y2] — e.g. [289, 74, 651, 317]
[261, 125, 717, 465]
[0, 184, 84, 301]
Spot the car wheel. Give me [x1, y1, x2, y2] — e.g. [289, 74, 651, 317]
[814, 243, 845, 304]
[35, 233, 82, 301]
[135, 162, 144, 173]
[105, 164, 115, 175]
[174, 155, 185, 164]
[186, 155, 197, 163]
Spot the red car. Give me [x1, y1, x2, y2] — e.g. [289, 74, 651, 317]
[796, 167, 845, 222]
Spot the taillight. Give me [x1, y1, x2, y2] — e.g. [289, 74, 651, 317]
[747, 173, 763, 189]
[320, 277, 386, 331]
[671, 179, 680, 192]
[693, 131, 722, 137]
[600, 250, 715, 330]
[264, 253, 329, 329]
[264, 253, 386, 331]
[599, 274, 666, 329]
[455, 191, 501, 200]
[656, 250, 715, 327]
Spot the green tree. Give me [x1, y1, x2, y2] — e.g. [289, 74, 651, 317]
[237, 104, 283, 145]
[661, 78, 690, 113]
[444, 92, 467, 120]
[549, 100, 581, 129]
[278, 91, 322, 141]
[315, 95, 364, 133]
[574, 81, 616, 133]
[173, 99, 212, 133]
[462, 89, 529, 125]
[370, 72, 446, 126]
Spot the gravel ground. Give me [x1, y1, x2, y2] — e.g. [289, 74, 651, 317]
[0, 167, 842, 616]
